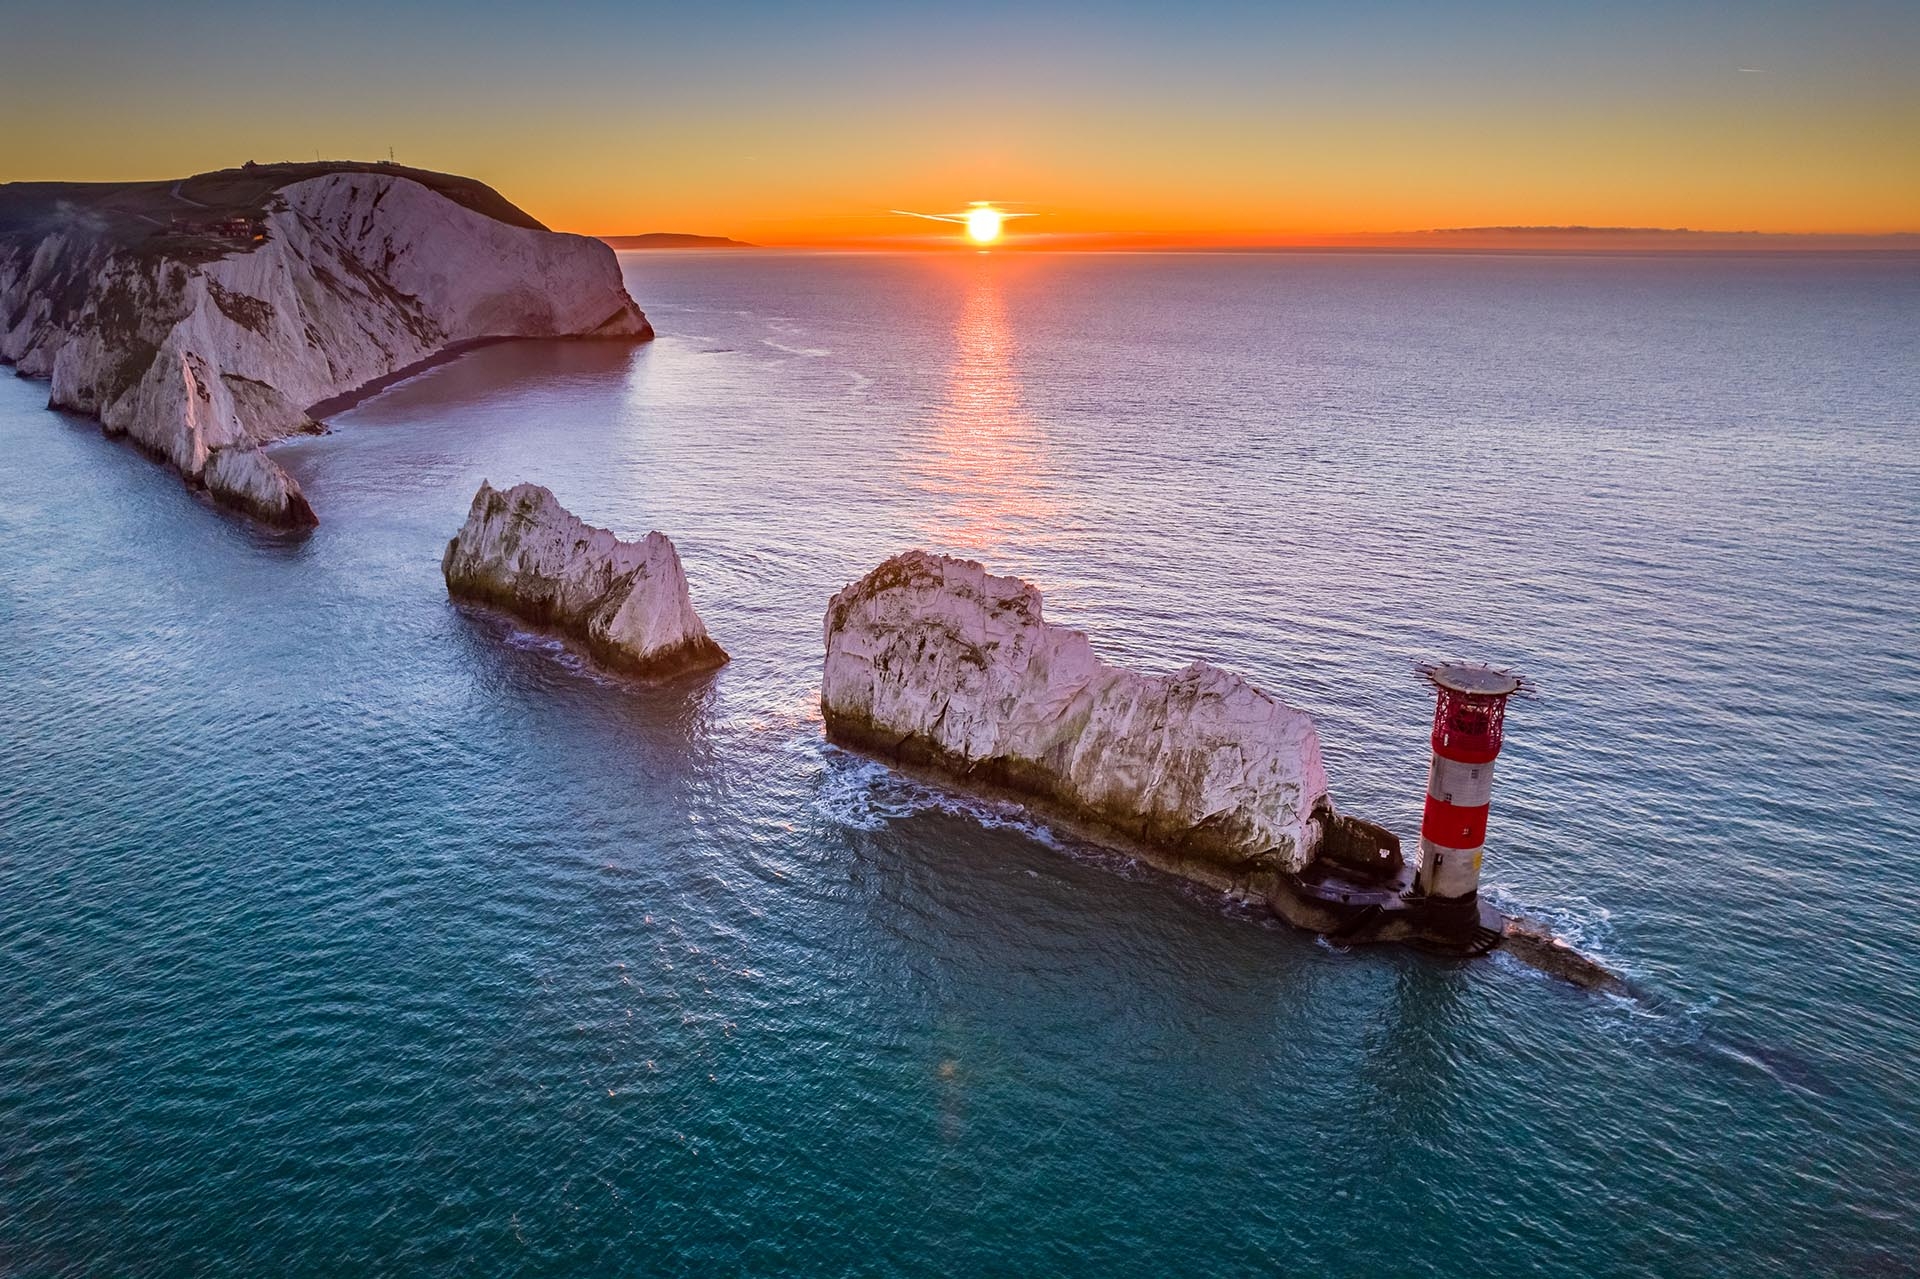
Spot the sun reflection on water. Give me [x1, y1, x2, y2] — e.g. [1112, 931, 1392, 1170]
[916, 261, 1057, 553]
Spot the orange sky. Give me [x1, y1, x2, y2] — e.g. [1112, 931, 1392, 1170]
[515, 85, 1920, 246]
[4, 1, 1917, 246]
[553, 98, 1920, 246]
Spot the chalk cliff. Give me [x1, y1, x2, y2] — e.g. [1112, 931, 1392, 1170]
[443, 481, 726, 681]
[818, 551, 1629, 989]
[821, 551, 1339, 892]
[0, 164, 650, 527]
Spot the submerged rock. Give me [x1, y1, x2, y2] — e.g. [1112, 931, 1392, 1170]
[442, 481, 726, 681]
[0, 163, 651, 526]
[1501, 917, 1628, 995]
[821, 551, 1339, 892]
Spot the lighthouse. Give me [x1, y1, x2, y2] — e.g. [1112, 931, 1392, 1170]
[1415, 662, 1527, 910]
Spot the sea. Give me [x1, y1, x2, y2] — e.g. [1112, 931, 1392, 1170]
[2, 250, 1916, 1277]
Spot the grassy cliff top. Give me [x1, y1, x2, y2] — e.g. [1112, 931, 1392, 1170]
[0, 161, 547, 246]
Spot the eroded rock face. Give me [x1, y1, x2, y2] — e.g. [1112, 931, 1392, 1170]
[1, 171, 651, 527]
[821, 551, 1334, 889]
[203, 444, 317, 528]
[442, 481, 726, 681]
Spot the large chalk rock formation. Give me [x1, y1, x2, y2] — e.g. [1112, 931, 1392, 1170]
[0, 166, 650, 526]
[822, 551, 1337, 891]
[443, 481, 726, 681]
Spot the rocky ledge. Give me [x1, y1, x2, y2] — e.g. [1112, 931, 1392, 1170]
[443, 481, 727, 681]
[0, 162, 651, 527]
[823, 550, 1625, 992]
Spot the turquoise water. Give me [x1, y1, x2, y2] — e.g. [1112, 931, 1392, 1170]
[2, 251, 1916, 1276]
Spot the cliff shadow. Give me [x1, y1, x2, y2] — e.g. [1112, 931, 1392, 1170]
[13, 388, 318, 550]
[310, 337, 653, 428]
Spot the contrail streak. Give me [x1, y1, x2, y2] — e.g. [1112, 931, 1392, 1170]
[891, 204, 1037, 224]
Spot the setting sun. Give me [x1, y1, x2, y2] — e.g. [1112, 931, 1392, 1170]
[889, 201, 1030, 245]
[965, 206, 1004, 244]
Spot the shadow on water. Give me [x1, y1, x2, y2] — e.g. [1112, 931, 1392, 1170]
[805, 729, 1865, 1166]
[1357, 960, 1476, 1102]
[315, 338, 654, 425]
[1339, 960, 1480, 1223]
[447, 603, 727, 744]
[812, 736, 1848, 1115]
[10, 391, 324, 548]
[826, 800, 1353, 1070]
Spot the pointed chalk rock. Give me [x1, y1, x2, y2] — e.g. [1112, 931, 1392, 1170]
[822, 551, 1333, 881]
[203, 446, 317, 529]
[442, 481, 726, 681]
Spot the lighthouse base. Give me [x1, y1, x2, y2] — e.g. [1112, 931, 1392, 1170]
[1268, 862, 1505, 957]
[1407, 892, 1501, 952]
[1268, 861, 1625, 989]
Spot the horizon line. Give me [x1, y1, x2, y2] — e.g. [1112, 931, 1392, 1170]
[590, 226, 1920, 254]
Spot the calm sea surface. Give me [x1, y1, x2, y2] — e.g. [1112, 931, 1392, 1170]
[2, 251, 1917, 1276]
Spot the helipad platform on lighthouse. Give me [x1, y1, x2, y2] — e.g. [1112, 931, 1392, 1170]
[1419, 662, 1527, 697]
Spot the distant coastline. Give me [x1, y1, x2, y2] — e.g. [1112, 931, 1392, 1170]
[600, 232, 756, 250]
[714, 225, 1918, 255]
[1238, 226, 1920, 255]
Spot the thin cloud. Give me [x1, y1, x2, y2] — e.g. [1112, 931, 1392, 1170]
[891, 203, 1037, 225]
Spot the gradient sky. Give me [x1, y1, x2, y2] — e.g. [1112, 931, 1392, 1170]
[2, 0, 1916, 244]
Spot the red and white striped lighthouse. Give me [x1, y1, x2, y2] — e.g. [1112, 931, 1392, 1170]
[1415, 663, 1527, 904]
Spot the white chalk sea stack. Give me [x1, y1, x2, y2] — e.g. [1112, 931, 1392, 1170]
[443, 481, 726, 681]
[822, 551, 1338, 891]
[1, 168, 649, 527]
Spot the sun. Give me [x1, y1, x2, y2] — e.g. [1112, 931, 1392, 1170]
[965, 206, 1004, 244]
[889, 201, 1028, 242]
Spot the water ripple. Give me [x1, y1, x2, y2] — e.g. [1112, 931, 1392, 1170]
[2, 252, 1916, 1276]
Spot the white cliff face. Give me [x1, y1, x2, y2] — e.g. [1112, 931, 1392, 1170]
[0, 171, 649, 526]
[822, 551, 1334, 884]
[202, 445, 315, 527]
[442, 481, 726, 680]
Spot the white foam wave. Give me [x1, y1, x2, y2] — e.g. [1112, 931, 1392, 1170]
[761, 339, 832, 358]
[497, 627, 622, 686]
[1484, 884, 1615, 957]
[807, 744, 1061, 848]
